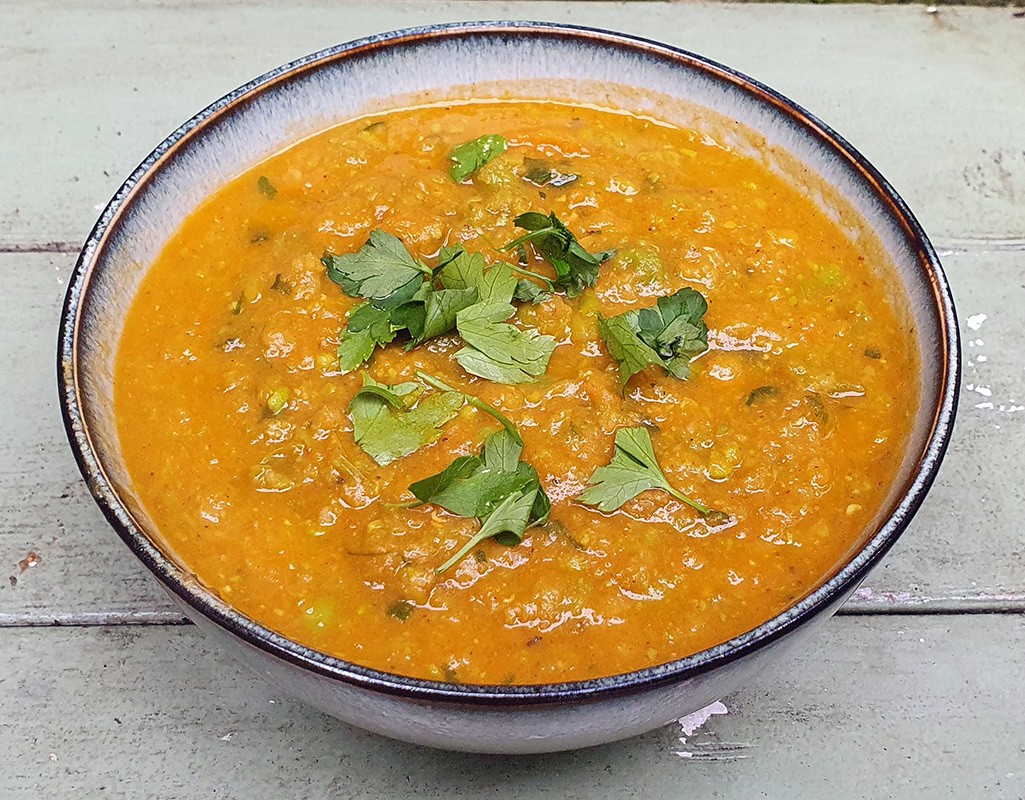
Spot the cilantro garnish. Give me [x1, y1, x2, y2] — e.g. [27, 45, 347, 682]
[578, 427, 713, 516]
[522, 157, 578, 188]
[257, 175, 277, 199]
[455, 302, 557, 385]
[512, 278, 552, 305]
[449, 134, 508, 183]
[406, 427, 551, 573]
[326, 235, 557, 382]
[322, 230, 431, 306]
[597, 287, 709, 390]
[348, 375, 463, 466]
[416, 371, 521, 444]
[438, 245, 517, 305]
[502, 212, 614, 297]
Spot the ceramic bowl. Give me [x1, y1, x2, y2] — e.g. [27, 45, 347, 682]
[58, 21, 959, 753]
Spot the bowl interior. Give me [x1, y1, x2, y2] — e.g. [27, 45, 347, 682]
[61, 22, 956, 697]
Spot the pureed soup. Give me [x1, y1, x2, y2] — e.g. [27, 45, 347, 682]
[115, 100, 919, 685]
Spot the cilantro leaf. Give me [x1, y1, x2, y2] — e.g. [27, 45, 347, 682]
[522, 157, 578, 188]
[322, 230, 431, 306]
[502, 212, 614, 297]
[416, 371, 521, 443]
[438, 245, 516, 305]
[598, 287, 709, 389]
[472, 489, 538, 547]
[578, 427, 713, 516]
[596, 315, 663, 390]
[406, 427, 551, 573]
[349, 375, 463, 466]
[257, 175, 277, 199]
[513, 278, 552, 305]
[454, 302, 557, 384]
[449, 134, 508, 182]
[337, 302, 397, 373]
[414, 287, 479, 344]
[327, 234, 555, 378]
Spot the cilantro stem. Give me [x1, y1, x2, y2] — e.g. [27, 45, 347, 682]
[415, 371, 522, 445]
[500, 228, 549, 253]
[436, 532, 486, 574]
[507, 264, 556, 291]
[666, 486, 712, 516]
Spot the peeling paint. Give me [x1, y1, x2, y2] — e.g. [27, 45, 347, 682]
[674, 701, 735, 760]
[966, 313, 988, 331]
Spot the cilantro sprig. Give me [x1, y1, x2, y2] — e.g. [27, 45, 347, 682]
[578, 427, 714, 517]
[598, 287, 709, 390]
[455, 302, 557, 385]
[407, 427, 551, 574]
[323, 230, 431, 306]
[522, 157, 578, 188]
[502, 212, 614, 297]
[416, 371, 521, 444]
[348, 376, 463, 466]
[326, 233, 557, 384]
[449, 134, 508, 183]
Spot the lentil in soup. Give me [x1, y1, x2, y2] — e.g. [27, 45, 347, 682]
[115, 100, 919, 684]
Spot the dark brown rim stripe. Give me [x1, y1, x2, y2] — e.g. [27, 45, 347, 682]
[58, 21, 959, 705]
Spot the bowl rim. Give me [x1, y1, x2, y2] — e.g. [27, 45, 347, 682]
[58, 19, 960, 705]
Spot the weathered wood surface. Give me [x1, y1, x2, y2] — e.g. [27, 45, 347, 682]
[3, 616, 1024, 798]
[2, 245, 1021, 620]
[1, 2, 1023, 251]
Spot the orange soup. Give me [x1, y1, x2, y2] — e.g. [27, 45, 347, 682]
[115, 100, 918, 684]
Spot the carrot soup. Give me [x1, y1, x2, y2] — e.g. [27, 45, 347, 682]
[114, 100, 918, 684]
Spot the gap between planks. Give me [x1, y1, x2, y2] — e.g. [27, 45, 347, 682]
[1, 593, 1024, 628]
[2, 236, 1025, 257]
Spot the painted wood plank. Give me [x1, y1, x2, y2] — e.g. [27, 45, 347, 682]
[1, 247, 1021, 620]
[1, 615, 1023, 798]
[1, 2, 1023, 249]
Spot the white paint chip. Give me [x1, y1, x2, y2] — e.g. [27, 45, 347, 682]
[674, 700, 731, 759]
[966, 313, 988, 331]
[678, 701, 729, 736]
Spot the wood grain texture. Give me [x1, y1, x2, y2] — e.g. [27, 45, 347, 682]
[1, 2, 1024, 249]
[2, 616, 1024, 798]
[1, 246, 1022, 620]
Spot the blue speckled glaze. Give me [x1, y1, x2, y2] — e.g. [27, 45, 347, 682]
[58, 21, 959, 752]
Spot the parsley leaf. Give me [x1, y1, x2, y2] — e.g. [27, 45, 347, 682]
[578, 427, 713, 516]
[502, 212, 614, 297]
[322, 230, 431, 306]
[449, 134, 508, 183]
[349, 375, 463, 466]
[598, 287, 709, 389]
[329, 241, 478, 372]
[454, 302, 557, 384]
[406, 427, 551, 573]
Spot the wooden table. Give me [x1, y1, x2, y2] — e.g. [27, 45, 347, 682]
[3, 2, 1023, 796]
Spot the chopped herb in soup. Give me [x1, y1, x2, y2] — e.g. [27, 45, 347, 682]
[114, 100, 919, 684]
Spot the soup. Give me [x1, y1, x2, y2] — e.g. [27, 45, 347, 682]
[115, 100, 918, 684]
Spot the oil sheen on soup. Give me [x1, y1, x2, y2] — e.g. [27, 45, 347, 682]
[115, 100, 919, 685]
